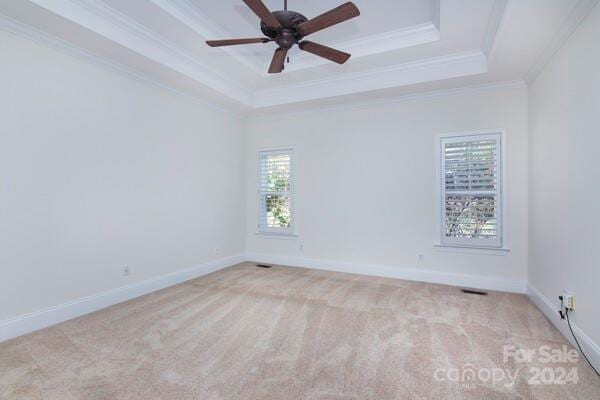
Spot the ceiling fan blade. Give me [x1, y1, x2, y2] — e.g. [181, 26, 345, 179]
[299, 41, 351, 64]
[243, 0, 282, 28]
[298, 2, 360, 37]
[268, 48, 288, 74]
[206, 38, 270, 47]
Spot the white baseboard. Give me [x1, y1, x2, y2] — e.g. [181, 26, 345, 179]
[246, 252, 526, 293]
[0, 254, 245, 343]
[527, 284, 600, 372]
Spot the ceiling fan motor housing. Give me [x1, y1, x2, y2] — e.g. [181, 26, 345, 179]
[261, 10, 308, 48]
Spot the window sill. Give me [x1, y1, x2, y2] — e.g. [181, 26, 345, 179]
[255, 232, 299, 240]
[434, 244, 510, 256]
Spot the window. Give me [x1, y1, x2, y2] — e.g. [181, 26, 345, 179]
[258, 149, 294, 235]
[438, 131, 504, 248]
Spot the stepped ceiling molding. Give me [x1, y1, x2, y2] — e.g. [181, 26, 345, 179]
[1, 0, 596, 115]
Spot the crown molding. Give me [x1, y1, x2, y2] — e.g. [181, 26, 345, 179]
[250, 80, 526, 121]
[282, 23, 440, 74]
[0, 12, 523, 122]
[150, 0, 265, 75]
[1, 5, 490, 113]
[155, 0, 441, 76]
[0, 14, 246, 119]
[1, 9, 526, 121]
[253, 51, 488, 108]
[482, 0, 508, 60]
[29, 0, 253, 105]
[525, 0, 599, 83]
[7, 0, 515, 109]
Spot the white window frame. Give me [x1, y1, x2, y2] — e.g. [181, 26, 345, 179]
[257, 148, 296, 237]
[435, 129, 508, 251]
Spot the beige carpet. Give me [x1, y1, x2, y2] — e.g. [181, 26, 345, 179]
[1, 263, 599, 399]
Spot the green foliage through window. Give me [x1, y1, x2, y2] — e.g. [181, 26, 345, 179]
[259, 152, 292, 231]
[443, 138, 500, 242]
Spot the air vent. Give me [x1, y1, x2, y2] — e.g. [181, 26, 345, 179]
[256, 264, 272, 269]
[461, 289, 488, 296]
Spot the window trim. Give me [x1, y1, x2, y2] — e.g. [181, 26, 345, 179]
[256, 147, 297, 237]
[435, 129, 509, 251]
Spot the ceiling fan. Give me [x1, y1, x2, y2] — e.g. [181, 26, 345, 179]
[206, 0, 361, 74]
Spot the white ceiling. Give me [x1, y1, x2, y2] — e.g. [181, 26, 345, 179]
[0, 0, 597, 115]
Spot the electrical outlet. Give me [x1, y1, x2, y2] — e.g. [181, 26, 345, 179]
[564, 293, 575, 310]
[214, 247, 220, 255]
[418, 254, 425, 262]
[299, 244, 304, 252]
[123, 265, 130, 277]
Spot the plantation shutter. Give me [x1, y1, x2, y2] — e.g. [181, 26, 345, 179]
[258, 149, 294, 234]
[441, 133, 502, 247]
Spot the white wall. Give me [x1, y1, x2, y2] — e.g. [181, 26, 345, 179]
[528, 4, 600, 352]
[0, 31, 245, 322]
[3, 2, 596, 357]
[245, 85, 529, 291]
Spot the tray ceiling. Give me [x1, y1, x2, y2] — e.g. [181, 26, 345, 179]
[0, 0, 595, 115]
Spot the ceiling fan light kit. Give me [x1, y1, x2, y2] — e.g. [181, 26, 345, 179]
[206, 0, 360, 74]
